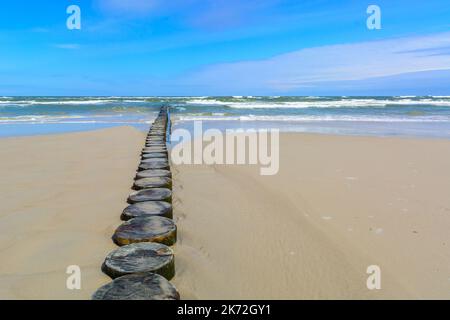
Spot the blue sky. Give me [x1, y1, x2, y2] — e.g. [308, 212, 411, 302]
[1, 0, 450, 96]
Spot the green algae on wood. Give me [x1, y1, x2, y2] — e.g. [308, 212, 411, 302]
[145, 141, 166, 146]
[136, 169, 172, 179]
[141, 158, 169, 164]
[145, 143, 166, 147]
[142, 153, 167, 159]
[133, 177, 172, 190]
[142, 147, 168, 154]
[138, 161, 170, 171]
[113, 216, 177, 246]
[92, 272, 180, 300]
[102, 243, 175, 280]
[121, 201, 173, 220]
[147, 136, 166, 141]
[128, 188, 172, 203]
[141, 150, 168, 157]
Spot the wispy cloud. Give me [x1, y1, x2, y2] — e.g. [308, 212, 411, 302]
[30, 27, 50, 33]
[95, 0, 160, 17]
[94, 0, 282, 29]
[181, 32, 450, 93]
[184, 0, 282, 30]
[54, 44, 81, 50]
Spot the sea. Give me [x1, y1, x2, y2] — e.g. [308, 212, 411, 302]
[1, 96, 450, 138]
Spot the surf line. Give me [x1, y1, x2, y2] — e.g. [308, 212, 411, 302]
[92, 106, 180, 300]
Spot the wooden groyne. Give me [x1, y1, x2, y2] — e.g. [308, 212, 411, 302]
[92, 106, 180, 300]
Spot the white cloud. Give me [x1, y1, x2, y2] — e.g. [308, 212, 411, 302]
[183, 32, 450, 92]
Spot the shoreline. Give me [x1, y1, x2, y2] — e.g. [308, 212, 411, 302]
[2, 123, 450, 142]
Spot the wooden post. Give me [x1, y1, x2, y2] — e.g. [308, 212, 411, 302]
[93, 106, 180, 300]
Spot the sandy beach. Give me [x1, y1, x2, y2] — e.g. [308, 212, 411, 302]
[171, 133, 450, 299]
[0, 127, 145, 299]
[1, 128, 450, 299]
[3, 0, 450, 305]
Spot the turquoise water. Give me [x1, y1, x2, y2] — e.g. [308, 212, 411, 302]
[1, 96, 450, 138]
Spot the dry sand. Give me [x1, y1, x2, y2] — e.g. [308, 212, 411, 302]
[0, 127, 145, 299]
[1, 129, 450, 299]
[171, 133, 450, 299]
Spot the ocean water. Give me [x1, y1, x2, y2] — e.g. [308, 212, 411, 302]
[1, 96, 450, 138]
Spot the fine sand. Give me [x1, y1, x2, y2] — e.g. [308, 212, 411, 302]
[1, 129, 450, 299]
[0, 127, 145, 299]
[171, 133, 450, 299]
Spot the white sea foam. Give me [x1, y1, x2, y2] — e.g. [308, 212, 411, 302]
[0, 99, 117, 105]
[0, 114, 156, 124]
[122, 100, 150, 103]
[0, 114, 96, 123]
[175, 114, 450, 122]
[185, 99, 228, 105]
[184, 98, 450, 109]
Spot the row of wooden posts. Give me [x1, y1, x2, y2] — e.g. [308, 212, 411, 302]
[92, 106, 180, 300]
